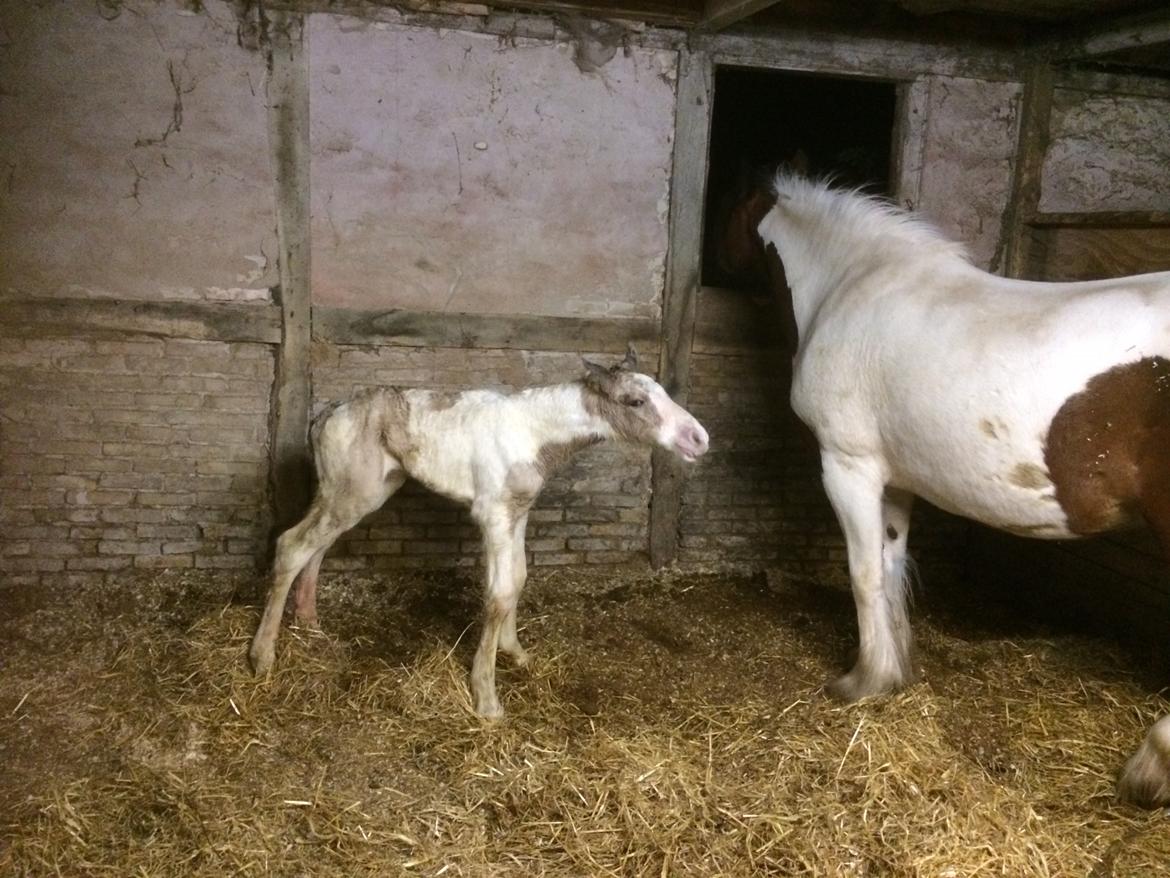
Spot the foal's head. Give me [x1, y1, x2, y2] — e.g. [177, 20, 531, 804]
[582, 346, 709, 463]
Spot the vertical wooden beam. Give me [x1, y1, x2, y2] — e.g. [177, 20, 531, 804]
[649, 49, 714, 569]
[891, 78, 931, 211]
[998, 62, 1055, 278]
[266, 11, 313, 532]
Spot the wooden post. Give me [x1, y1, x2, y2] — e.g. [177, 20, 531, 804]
[649, 48, 714, 569]
[998, 61, 1055, 279]
[266, 11, 314, 533]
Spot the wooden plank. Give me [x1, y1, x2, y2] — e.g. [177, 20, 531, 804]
[314, 307, 660, 354]
[1055, 69, 1170, 101]
[1046, 8, 1170, 61]
[266, 11, 315, 532]
[1029, 210, 1170, 229]
[0, 297, 281, 344]
[1024, 226, 1170, 282]
[649, 48, 714, 569]
[692, 286, 781, 354]
[891, 78, 931, 212]
[704, 30, 1021, 83]
[998, 61, 1055, 278]
[699, 0, 782, 33]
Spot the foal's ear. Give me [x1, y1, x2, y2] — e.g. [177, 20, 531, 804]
[583, 358, 610, 382]
[620, 344, 638, 371]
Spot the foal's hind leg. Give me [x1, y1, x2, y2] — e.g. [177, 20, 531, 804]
[821, 454, 915, 701]
[250, 468, 406, 675]
[291, 548, 328, 629]
[498, 512, 531, 668]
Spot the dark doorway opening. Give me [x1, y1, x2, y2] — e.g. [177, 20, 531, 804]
[701, 67, 898, 288]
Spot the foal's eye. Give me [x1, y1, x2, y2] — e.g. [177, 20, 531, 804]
[625, 398, 644, 408]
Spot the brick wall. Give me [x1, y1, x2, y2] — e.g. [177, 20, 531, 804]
[0, 334, 273, 587]
[311, 344, 653, 572]
[0, 331, 970, 589]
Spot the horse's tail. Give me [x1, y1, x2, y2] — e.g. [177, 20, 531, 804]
[885, 548, 918, 681]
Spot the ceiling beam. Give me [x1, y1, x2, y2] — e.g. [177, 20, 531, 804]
[699, 0, 783, 32]
[1044, 7, 1170, 61]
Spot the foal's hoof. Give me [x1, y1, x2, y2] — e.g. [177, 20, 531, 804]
[1118, 717, 1170, 809]
[249, 644, 275, 676]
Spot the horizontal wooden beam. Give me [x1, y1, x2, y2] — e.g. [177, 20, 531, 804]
[703, 30, 1021, 82]
[1029, 210, 1170, 229]
[1055, 67, 1170, 100]
[314, 306, 660, 354]
[1, 297, 282, 344]
[1045, 8, 1170, 61]
[699, 0, 781, 32]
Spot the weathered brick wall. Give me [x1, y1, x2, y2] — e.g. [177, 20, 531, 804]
[310, 344, 653, 572]
[679, 349, 967, 585]
[0, 334, 273, 588]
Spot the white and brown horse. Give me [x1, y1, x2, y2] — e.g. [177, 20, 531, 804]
[719, 171, 1170, 807]
[250, 348, 709, 718]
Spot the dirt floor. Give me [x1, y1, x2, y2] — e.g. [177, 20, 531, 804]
[2, 564, 1169, 876]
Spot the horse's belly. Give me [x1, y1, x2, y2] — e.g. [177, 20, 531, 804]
[893, 450, 1077, 539]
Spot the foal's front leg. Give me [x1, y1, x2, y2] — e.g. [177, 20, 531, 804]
[821, 453, 915, 700]
[470, 510, 519, 718]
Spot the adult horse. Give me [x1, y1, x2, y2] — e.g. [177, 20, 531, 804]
[719, 170, 1170, 808]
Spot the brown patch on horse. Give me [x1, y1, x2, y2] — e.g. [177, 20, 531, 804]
[424, 390, 460, 412]
[1009, 463, 1051, 491]
[1044, 356, 1170, 536]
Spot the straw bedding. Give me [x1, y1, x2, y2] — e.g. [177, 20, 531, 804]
[1, 566, 1167, 875]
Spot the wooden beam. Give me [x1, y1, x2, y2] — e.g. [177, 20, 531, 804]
[314, 307, 660, 353]
[1055, 68, 1170, 101]
[699, 0, 781, 33]
[1045, 8, 1170, 61]
[997, 61, 1055, 278]
[704, 30, 1022, 82]
[1029, 210, 1170, 229]
[649, 48, 714, 569]
[265, 11, 314, 532]
[0, 297, 281, 344]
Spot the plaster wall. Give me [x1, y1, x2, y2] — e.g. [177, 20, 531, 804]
[1041, 89, 1170, 214]
[308, 16, 677, 318]
[0, 0, 277, 302]
[900, 75, 1022, 270]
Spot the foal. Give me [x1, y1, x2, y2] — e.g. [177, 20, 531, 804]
[250, 348, 709, 717]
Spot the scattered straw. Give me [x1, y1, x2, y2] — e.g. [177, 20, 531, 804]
[1, 568, 1167, 876]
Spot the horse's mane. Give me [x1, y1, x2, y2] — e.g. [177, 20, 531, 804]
[770, 171, 971, 265]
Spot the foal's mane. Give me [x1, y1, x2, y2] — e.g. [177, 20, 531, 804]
[770, 171, 970, 265]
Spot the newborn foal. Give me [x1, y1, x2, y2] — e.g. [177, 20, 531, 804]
[250, 348, 709, 717]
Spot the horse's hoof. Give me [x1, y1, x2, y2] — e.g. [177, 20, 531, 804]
[293, 614, 320, 631]
[474, 698, 505, 721]
[1118, 717, 1170, 808]
[826, 667, 902, 702]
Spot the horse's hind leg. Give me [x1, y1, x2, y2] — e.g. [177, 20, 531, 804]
[821, 454, 915, 701]
[1119, 716, 1170, 807]
[1118, 482, 1170, 806]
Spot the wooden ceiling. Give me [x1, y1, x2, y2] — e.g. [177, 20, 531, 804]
[469, 0, 1170, 73]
